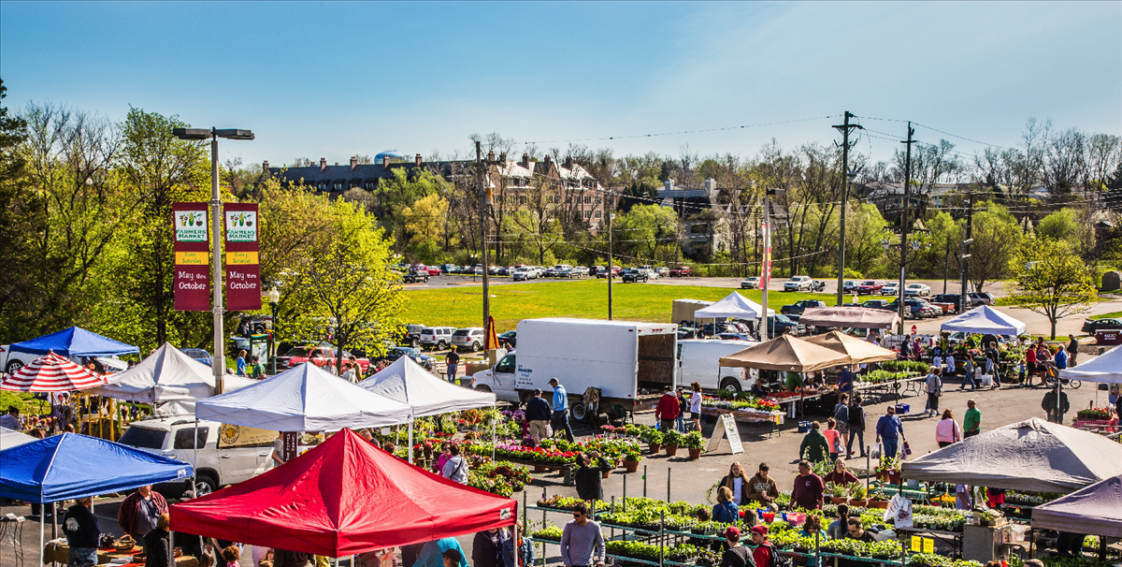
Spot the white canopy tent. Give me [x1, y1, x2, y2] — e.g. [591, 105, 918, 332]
[939, 305, 1027, 336]
[1060, 345, 1122, 383]
[195, 362, 413, 432]
[0, 428, 37, 450]
[87, 343, 256, 403]
[358, 356, 497, 462]
[693, 291, 775, 320]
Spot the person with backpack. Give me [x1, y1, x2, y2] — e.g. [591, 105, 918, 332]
[799, 421, 829, 463]
[718, 527, 755, 567]
[833, 394, 849, 438]
[750, 525, 778, 567]
[845, 396, 866, 459]
[440, 445, 468, 484]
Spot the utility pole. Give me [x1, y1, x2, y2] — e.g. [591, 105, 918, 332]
[960, 191, 975, 313]
[761, 189, 779, 341]
[833, 111, 863, 306]
[899, 123, 916, 336]
[477, 142, 491, 336]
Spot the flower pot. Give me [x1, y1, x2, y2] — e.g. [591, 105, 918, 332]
[888, 471, 903, 485]
[534, 465, 548, 473]
[688, 448, 702, 460]
[624, 460, 640, 473]
[601, 470, 611, 479]
[867, 499, 890, 509]
[648, 442, 661, 454]
[848, 499, 867, 508]
[665, 444, 679, 457]
[830, 496, 849, 504]
[875, 471, 889, 482]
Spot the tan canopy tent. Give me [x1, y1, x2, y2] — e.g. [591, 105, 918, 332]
[802, 331, 898, 365]
[799, 307, 901, 330]
[719, 334, 851, 373]
[1031, 474, 1122, 537]
[901, 418, 1122, 493]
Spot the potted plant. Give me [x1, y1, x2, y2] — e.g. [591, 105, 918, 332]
[623, 450, 642, 473]
[866, 487, 890, 509]
[827, 482, 849, 504]
[848, 484, 868, 507]
[682, 431, 705, 460]
[644, 430, 663, 454]
[662, 430, 683, 457]
[875, 457, 900, 483]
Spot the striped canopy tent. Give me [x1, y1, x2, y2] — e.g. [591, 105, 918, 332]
[1, 352, 107, 392]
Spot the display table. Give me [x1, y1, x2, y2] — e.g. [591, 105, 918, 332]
[962, 522, 1013, 563]
[43, 541, 198, 567]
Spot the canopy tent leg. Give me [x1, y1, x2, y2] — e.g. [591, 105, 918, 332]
[407, 418, 414, 465]
[492, 403, 497, 462]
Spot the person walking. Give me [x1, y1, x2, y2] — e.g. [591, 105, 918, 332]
[833, 394, 850, 438]
[799, 421, 830, 463]
[961, 355, 977, 390]
[1067, 335, 1079, 367]
[985, 342, 1000, 388]
[235, 350, 247, 376]
[117, 485, 168, 547]
[675, 388, 688, 433]
[500, 525, 535, 567]
[717, 527, 754, 567]
[574, 452, 612, 501]
[845, 395, 866, 458]
[445, 350, 460, 384]
[963, 400, 981, 438]
[792, 460, 825, 510]
[440, 445, 469, 484]
[525, 389, 552, 445]
[744, 463, 780, 509]
[822, 419, 842, 461]
[560, 503, 605, 567]
[935, 409, 963, 447]
[945, 350, 956, 378]
[340, 361, 356, 384]
[690, 383, 703, 433]
[1025, 343, 1038, 383]
[925, 368, 943, 418]
[655, 386, 681, 434]
[62, 497, 100, 567]
[875, 406, 905, 461]
[1042, 387, 1070, 424]
[712, 487, 740, 523]
[549, 378, 575, 442]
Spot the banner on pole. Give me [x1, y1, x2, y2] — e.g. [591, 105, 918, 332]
[761, 221, 772, 287]
[224, 203, 262, 311]
[173, 203, 211, 311]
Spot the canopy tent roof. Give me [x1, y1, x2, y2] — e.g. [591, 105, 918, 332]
[802, 331, 898, 365]
[1, 353, 107, 392]
[1060, 345, 1122, 383]
[1031, 474, 1122, 537]
[901, 418, 1122, 493]
[170, 429, 516, 557]
[939, 306, 1026, 336]
[718, 334, 850, 372]
[195, 362, 413, 432]
[693, 292, 775, 320]
[358, 356, 495, 417]
[0, 428, 37, 451]
[87, 343, 256, 403]
[8, 327, 139, 357]
[0, 433, 192, 503]
[799, 307, 901, 330]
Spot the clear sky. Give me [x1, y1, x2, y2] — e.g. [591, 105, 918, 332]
[2, 1, 1119, 168]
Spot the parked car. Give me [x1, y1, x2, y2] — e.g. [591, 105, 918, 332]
[716, 332, 752, 341]
[741, 277, 761, 290]
[769, 314, 801, 336]
[856, 280, 886, 295]
[402, 270, 429, 284]
[780, 300, 827, 317]
[930, 294, 962, 313]
[886, 299, 939, 319]
[621, 268, 648, 283]
[275, 346, 371, 374]
[842, 280, 860, 293]
[182, 348, 212, 367]
[969, 292, 996, 306]
[656, 267, 670, 277]
[881, 282, 899, 296]
[784, 275, 813, 292]
[670, 266, 693, 277]
[440, 264, 460, 274]
[418, 327, 457, 350]
[412, 264, 441, 276]
[560, 267, 583, 279]
[451, 328, 486, 352]
[498, 330, 517, 349]
[400, 324, 426, 347]
[905, 283, 932, 297]
[637, 265, 658, 279]
[1082, 317, 1122, 334]
[381, 346, 436, 370]
[861, 299, 894, 310]
[512, 269, 532, 281]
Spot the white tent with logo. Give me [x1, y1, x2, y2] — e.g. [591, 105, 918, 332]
[87, 343, 256, 404]
[1060, 345, 1122, 383]
[195, 362, 412, 432]
[693, 291, 774, 320]
[939, 305, 1026, 336]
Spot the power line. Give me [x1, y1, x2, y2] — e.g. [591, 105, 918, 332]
[523, 115, 843, 145]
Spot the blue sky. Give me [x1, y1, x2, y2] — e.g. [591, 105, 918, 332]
[2, 1, 1119, 168]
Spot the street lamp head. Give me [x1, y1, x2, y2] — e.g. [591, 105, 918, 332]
[214, 129, 255, 141]
[172, 128, 210, 141]
[265, 287, 280, 305]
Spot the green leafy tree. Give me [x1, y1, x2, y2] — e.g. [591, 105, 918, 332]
[0, 79, 39, 342]
[1004, 238, 1098, 339]
[1035, 208, 1081, 249]
[845, 203, 891, 278]
[967, 202, 1022, 292]
[375, 167, 447, 257]
[616, 203, 679, 260]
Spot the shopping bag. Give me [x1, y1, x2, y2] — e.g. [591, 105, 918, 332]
[870, 443, 882, 460]
[882, 494, 913, 528]
[902, 441, 913, 458]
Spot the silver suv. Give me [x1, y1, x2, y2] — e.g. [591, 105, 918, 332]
[451, 328, 485, 352]
[418, 326, 456, 350]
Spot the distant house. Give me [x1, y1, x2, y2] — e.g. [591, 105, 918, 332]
[657, 177, 730, 256]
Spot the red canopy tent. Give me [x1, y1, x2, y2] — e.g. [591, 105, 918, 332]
[170, 429, 516, 557]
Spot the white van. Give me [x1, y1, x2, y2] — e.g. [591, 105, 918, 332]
[677, 339, 758, 392]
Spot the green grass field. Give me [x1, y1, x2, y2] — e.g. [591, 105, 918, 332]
[1090, 311, 1122, 320]
[398, 279, 827, 331]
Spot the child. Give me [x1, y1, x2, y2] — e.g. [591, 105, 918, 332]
[222, 546, 241, 567]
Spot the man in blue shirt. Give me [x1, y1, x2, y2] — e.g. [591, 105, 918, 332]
[838, 367, 853, 394]
[549, 378, 575, 442]
[875, 405, 905, 461]
[1054, 347, 1068, 370]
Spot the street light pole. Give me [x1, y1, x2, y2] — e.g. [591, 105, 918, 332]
[267, 287, 280, 375]
[833, 111, 863, 306]
[608, 210, 614, 320]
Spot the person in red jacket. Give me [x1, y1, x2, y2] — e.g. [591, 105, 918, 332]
[750, 525, 775, 567]
[655, 387, 681, 434]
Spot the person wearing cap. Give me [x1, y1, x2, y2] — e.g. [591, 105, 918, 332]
[525, 389, 553, 445]
[750, 525, 775, 567]
[718, 526, 754, 567]
[549, 378, 575, 442]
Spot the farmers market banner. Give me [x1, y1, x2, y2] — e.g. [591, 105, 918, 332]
[173, 202, 210, 311]
[223, 203, 261, 311]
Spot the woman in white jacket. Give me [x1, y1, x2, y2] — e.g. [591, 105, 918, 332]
[934, 409, 963, 448]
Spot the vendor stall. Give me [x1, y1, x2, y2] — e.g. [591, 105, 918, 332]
[802, 330, 898, 364]
[6, 326, 139, 358]
[799, 306, 901, 331]
[940, 306, 1027, 336]
[88, 342, 256, 405]
[1060, 344, 1122, 383]
[693, 291, 774, 320]
[170, 428, 516, 557]
[718, 335, 850, 418]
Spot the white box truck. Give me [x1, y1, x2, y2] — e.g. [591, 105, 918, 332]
[470, 318, 677, 422]
[676, 339, 759, 392]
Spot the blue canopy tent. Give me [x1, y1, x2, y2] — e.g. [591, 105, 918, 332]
[8, 327, 139, 357]
[0, 433, 192, 561]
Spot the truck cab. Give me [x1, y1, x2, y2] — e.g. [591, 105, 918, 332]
[471, 351, 521, 402]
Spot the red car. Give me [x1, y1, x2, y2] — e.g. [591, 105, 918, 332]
[411, 264, 441, 276]
[669, 266, 692, 277]
[275, 346, 371, 374]
[856, 280, 886, 295]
